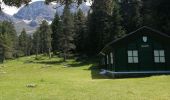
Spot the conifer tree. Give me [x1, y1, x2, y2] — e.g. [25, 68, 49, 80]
[18, 28, 29, 56]
[0, 21, 17, 59]
[51, 14, 62, 53]
[111, 0, 125, 39]
[1, 0, 30, 7]
[45, 0, 87, 5]
[151, 0, 170, 35]
[27, 35, 33, 56]
[120, 0, 142, 33]
[33, 30, 41, 59]
[39, 20, 52, 58]
[58, 5, 76, 61]
[74, 9, 87, 54]
[87, 0, 113, 55]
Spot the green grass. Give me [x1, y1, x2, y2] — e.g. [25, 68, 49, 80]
[0, 56, 170, 100]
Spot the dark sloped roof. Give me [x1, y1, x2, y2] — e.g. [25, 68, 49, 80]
[100, 26, 170, 55]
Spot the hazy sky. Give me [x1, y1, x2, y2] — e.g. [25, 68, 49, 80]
[2, 0, 44, 15]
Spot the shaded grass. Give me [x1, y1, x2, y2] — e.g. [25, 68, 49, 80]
[0, 56, 170, 100]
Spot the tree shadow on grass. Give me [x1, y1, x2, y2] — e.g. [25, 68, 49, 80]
[67, 61, 89, 67]
[84, 65, 111, 79]
[23, 58, 65, 65]
[35, 60, 65, 65]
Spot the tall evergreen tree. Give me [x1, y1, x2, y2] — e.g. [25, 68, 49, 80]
[0, 21, 17, 59]
[87, 0, 113, 55]
[1, 0, 30, 7]
[51, 13, 62, 53]
[39, 20, 52, 58]
[151, 0, 170, 35]
[141, 0, 154, 27]
[27, 35, 33, 56]
[33, 30, 41, 59]
[45, 0, 87, 5]
[74, 9, 87, 54]
[58, 5, 76, 61]
[18, 28, 29, 56]
[120, 0, 142, 33]
[111, 0, 125, 39]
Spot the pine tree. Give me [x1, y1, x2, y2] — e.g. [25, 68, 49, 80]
[87, 0, 113, 55]
[111, 0, 125, 39]
[51, 13, 62, 54]
[0, 21, 17, 59]
[2, 0, 30, 7]
[151, 0, 170, 35]
[18, 28, 29, 56]
[39, 20, 52, 58]
[141, 0, 154, 27]
[74, 9, 87, 54]
[45, 0, 86, 5]
[33, 30, 41, 59]
[58, 5, 76, 61]
[120, 0, 142, 33]
[27, 35, 33, 56]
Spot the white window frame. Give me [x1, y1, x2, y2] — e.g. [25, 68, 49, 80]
[106, 55, 109, 64]
[110, 52, 114, 64]
[128, 50, 139, 63]
[154, 50, 166, 63]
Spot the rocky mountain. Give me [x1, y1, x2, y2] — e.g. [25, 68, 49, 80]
[55, 2, 90, 16]
[13, 1, 56, 21]
[0, 11, 12, 22]
[1, 1, 90, 34]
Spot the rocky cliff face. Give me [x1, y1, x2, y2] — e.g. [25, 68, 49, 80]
[1, 1, 90, 34]
[13, 1, 56, 21]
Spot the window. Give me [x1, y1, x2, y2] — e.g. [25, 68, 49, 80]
[154, 50, 165, 63]
[106, 55, 109, 64]
[128, 50, 139, 63]
[110, 52, 113, 64]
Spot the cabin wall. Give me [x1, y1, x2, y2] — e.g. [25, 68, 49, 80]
[104, 52, 114, 71]
[109, 32, 170, 72]
[166, 46, 170, 69]
[114, 47, 127, 71]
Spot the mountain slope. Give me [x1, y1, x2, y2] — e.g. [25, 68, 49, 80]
[0, 11, 12, 22]
[55, 2, 90, 16]
[1, 1, 90, 34]
[13, 1, 56, 21]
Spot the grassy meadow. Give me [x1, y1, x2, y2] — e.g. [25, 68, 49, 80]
[0, 55, 170, 100]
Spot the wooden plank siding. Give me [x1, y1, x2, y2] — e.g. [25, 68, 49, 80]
[100, 26, 170, 73]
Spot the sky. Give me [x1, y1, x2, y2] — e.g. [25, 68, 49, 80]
[2, 0, 45, 15]
[2, 0, 91, 15]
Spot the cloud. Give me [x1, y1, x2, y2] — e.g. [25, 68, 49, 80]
[1, 3, 20, 15]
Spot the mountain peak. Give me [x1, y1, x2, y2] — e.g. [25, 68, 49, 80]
[14, 1, 56, 21]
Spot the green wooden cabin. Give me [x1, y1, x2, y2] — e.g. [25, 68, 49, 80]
[99, 26, 170, 75]
[0, 45, 4, 63]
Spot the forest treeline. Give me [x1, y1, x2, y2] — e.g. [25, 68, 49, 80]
[0, 0, 170, 61]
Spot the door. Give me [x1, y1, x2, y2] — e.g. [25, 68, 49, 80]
[139, 45, 153, 71]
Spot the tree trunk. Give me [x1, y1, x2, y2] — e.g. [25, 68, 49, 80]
[35, 47, 38, 59]
[63, 51, 67, 62]
[48, 48, 51, 59]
